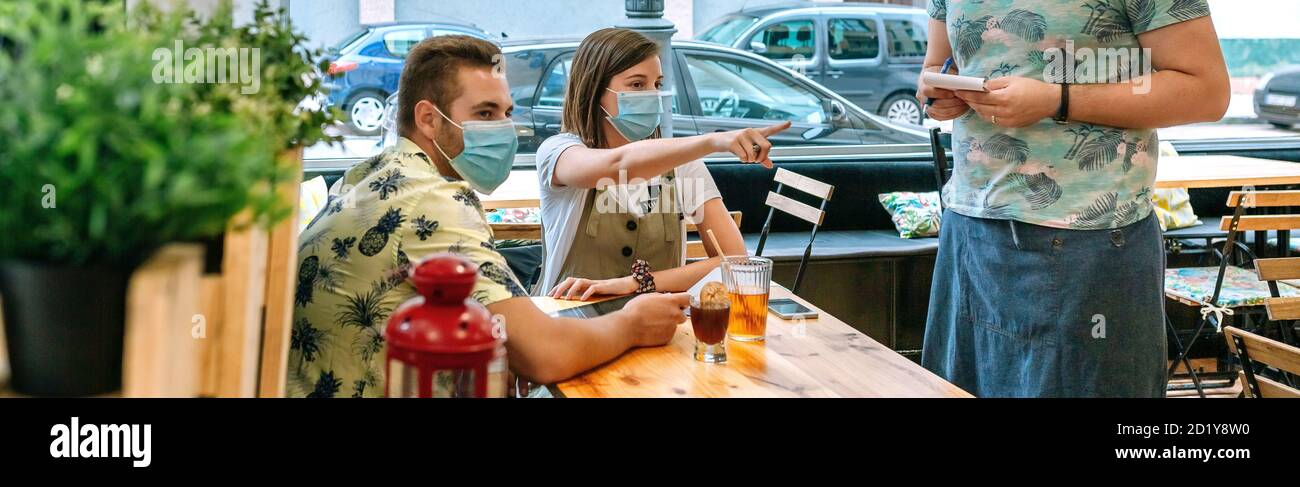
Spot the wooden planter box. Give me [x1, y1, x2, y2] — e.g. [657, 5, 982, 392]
[0, 148, 304, 398]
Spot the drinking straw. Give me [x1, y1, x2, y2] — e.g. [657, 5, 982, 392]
[705, 229, 727, 258]
[706, 229, 738, 287]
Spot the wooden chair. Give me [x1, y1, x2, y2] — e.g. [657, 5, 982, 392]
[755, 168, 834, 294]
[1224, 326, 1300, 398]
[685, 211, 743, 259]
[1165, 190, 1300, 396]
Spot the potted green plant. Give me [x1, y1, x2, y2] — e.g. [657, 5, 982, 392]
[0, 0, 334, 396]
[185, 0, 342, 159]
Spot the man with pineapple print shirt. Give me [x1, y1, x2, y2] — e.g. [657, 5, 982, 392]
[287, 35, 691, 398]
[918, 0, 1229, 397]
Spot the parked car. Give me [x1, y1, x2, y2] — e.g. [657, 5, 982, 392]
[492, 36, 926, 155]
[324, 20, 490, 135]
[696, 1, 929, 126]
[1255, 66, 1300, 129]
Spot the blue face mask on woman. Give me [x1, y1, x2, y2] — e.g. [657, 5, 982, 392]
[430, 105, 519, 194]
[602, 88, 662, 142]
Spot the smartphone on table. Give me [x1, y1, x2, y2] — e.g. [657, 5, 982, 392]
[767, 298, 817, 320]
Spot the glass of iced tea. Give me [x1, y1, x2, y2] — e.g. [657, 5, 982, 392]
[721, 256, 772, 342]
[690, 287, 729, 363]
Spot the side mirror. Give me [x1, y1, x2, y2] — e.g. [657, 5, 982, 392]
[749, 40, 767, 54]
[829, 100, 847, 122]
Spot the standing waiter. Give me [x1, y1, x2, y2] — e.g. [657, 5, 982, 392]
[918, 0, 1229, 397]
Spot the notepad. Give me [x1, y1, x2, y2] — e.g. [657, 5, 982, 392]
[922, 71, 988, 92]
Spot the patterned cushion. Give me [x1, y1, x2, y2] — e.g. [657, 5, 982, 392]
[878, 191, 941, 239]
[1164, 266, 1300, 308]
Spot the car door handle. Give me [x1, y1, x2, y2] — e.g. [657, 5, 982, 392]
[826, 70, 844, 79]
[544, 124, 561, 131]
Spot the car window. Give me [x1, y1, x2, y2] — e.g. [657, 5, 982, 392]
[382, 29, 425, 58]
[332, 29, 369, 54]
[751, 20, 816, 61]
[504, 50, 550, 107]
[698, 15, 759, 46]
[536, 53, 679, 113]
[884, 18, 927, 59]
[684, 53, 825, 124]
[537, 56, 572, 108]
[828, 18, 880, 61]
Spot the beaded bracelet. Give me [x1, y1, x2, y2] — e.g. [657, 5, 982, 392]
[631, 259, 656, 294]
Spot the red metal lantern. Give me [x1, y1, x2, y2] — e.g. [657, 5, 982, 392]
[385, 253, 507, 397]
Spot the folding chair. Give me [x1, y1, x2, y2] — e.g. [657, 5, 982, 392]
[1164, 190, 1300, 396]
[928, 127, 951, 209]
[754, 168, 834, 295]
[1224, 326, 1300, 398]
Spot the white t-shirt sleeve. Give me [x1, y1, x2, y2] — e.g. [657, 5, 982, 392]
[675, 159, 723, 224]
[535, 133, 590, 293]
[536, 132, 584, 189]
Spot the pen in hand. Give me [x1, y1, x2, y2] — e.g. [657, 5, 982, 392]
[924, 57, 954, 107]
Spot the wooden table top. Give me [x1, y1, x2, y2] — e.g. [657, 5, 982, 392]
[1156, 155, 1300, 189]
[534, 284, 972, 398]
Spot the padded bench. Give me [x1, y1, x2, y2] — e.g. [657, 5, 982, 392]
[745, 230, 938, 261]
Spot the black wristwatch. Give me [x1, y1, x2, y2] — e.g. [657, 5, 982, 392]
[1053, 82, 1070, 124]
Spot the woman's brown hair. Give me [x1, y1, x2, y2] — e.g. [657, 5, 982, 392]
[562, 28, 661, 149]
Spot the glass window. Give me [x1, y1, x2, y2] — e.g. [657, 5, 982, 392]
[331, 28, 369, 54]
[827, 18, 879, 61]
[504, 50, 549, 107]
[534, 53, 678, 113]
[698, 15, 759, 46]
[382, 29, 424, 58]
[751, 20, 815, 61]
[684, 54, 825, 124]
[884, 17, 926, 59]
[536, 56, 572, 109]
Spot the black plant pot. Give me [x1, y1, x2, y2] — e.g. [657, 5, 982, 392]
[0, 260, 129, 396]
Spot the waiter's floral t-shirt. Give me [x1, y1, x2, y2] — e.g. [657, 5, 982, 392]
[286, 137, 526, 398]
[928, 0, 1210, 229]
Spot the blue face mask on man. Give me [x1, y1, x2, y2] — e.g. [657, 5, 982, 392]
[429, 105, 519, 194]
[602, 88, 663, 142]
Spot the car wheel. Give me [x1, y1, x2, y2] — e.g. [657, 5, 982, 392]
[1270, 122, 1295, 130]
[346, 92, 387, 136]
[882, 94, 923, 125]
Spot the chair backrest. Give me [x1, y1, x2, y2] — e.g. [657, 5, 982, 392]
[685, 211, 743, 259]
[1223, 326, 1300, 398]
[929, 127, 950, 209]
[1223, 190, 1300, 318]
[1220, 190, 1300, 233]
[755, 168, 834, 294]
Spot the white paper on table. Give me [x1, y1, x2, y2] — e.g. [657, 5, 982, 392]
[922, 71, 988, 92]
[686, 267, 725, 298]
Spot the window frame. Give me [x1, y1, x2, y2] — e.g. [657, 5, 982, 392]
[380, 27, 429, 59]
[745, 17, 821, 64]
[881, 14, 928, 63]
[678, 49, 830, 126]
[826, 14, 884, 70]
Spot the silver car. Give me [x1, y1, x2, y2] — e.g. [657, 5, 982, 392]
[380, 37, 928, 154]
[697, 1, 929, 126]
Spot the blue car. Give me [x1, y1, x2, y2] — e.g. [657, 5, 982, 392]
[324, 21, 490, 135]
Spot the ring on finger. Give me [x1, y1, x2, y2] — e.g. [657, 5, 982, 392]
[991, 115, 997, 125]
